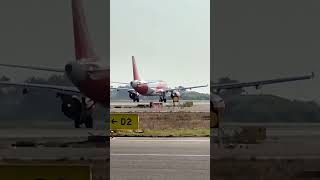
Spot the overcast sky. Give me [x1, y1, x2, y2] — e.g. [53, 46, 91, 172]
[0, 0, 209, 94]
[1, 0, 317, 99]
[111, 0, 210, 93]
[214, 0, 320, 101]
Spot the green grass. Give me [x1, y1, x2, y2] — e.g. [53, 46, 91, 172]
[111, 128, 210, 137]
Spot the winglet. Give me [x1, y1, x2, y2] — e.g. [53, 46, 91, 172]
[72, 0, 97, 61]
[132, 56, 140, 80]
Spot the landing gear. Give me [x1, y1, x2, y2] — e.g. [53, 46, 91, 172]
[159, 95, 167, 103]
[80, 97, 94, 128]
[129, 91, 140, 102]
[60, 94, 95, 129]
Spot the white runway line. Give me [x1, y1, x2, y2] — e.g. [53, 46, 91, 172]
[111, 153, 210, 157]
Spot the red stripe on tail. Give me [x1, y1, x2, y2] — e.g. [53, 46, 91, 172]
[132, 56, 140, 80]
[72, 0, 97, 61]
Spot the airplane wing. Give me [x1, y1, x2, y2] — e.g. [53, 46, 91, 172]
[212, 73, 314, 92]
[0, 63, 65, 72]
[111, 80, 164, 85]
[0, 63, 108, 73]
[165, 84, 208, 93]
[111, 81, 130, 85]
[111, 86, 134, 92]
[0, 81, 80, 95]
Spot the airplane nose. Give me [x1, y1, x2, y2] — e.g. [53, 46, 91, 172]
[65, 64, 72, 73]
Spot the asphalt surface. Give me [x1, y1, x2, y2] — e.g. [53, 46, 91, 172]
[0, 128, 108, 160]
[3, 122, 320, 179]
[211, 123, 320, 158]
[110, 137, 210, 180]
[0, 128, 210, 180]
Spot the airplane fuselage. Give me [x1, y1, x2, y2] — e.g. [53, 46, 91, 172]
[131, 80, 168, 96]
[65, 60, 108, 106]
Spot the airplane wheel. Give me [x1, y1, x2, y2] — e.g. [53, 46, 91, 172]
[136, 99, 140, 102]
[85, 116, 93, 128]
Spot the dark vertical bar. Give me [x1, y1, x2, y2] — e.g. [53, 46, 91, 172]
[212, 0, 319, 179]
[106, 0, 111, 179]
[210, 0, 215, 179]
[0, 0, 110, 179]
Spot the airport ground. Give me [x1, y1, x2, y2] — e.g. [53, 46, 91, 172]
[5, 123, 320, 180]
[110, 100, 210, 179]
[110, 137, 210, 180]
[111, 100, 210, 137]
[0, 100, 210, 180]
[110, 122, 320, 180]
[3, 100, 320, 179]
[212, 123, 320, 179]
[0, 126, 109, 180]
[114, 100, 320, 179]
[111, 100, 210, 112]
[0, 125, 209, 180]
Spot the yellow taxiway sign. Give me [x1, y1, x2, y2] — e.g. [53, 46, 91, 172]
[110, 113, 139, 130]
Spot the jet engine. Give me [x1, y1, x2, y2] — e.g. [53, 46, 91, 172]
[58, 93, 94, 128]
[170, 90, 181, 102]
[128, 91, 140, 102]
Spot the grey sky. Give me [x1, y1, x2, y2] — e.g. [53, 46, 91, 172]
[111, 0, 210, 93]
[0, 0, 108, 81]
[213, 0, 320, 101]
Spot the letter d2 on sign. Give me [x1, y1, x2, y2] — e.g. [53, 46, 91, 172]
[110, 113, 139, 130]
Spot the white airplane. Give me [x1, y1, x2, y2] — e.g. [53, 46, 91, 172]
[112, 56, 208, 102]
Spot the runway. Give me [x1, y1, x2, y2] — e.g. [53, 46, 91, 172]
[4, 122, 320, 179]
[0, 128, 210, 180]
[211, 123, 320, 158]
[110, 137, 210, 180]
[211, 123, 320, 179]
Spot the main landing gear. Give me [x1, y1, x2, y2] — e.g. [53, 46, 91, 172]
[159, 93, 167, 103]
[60, 94, 94, 128]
